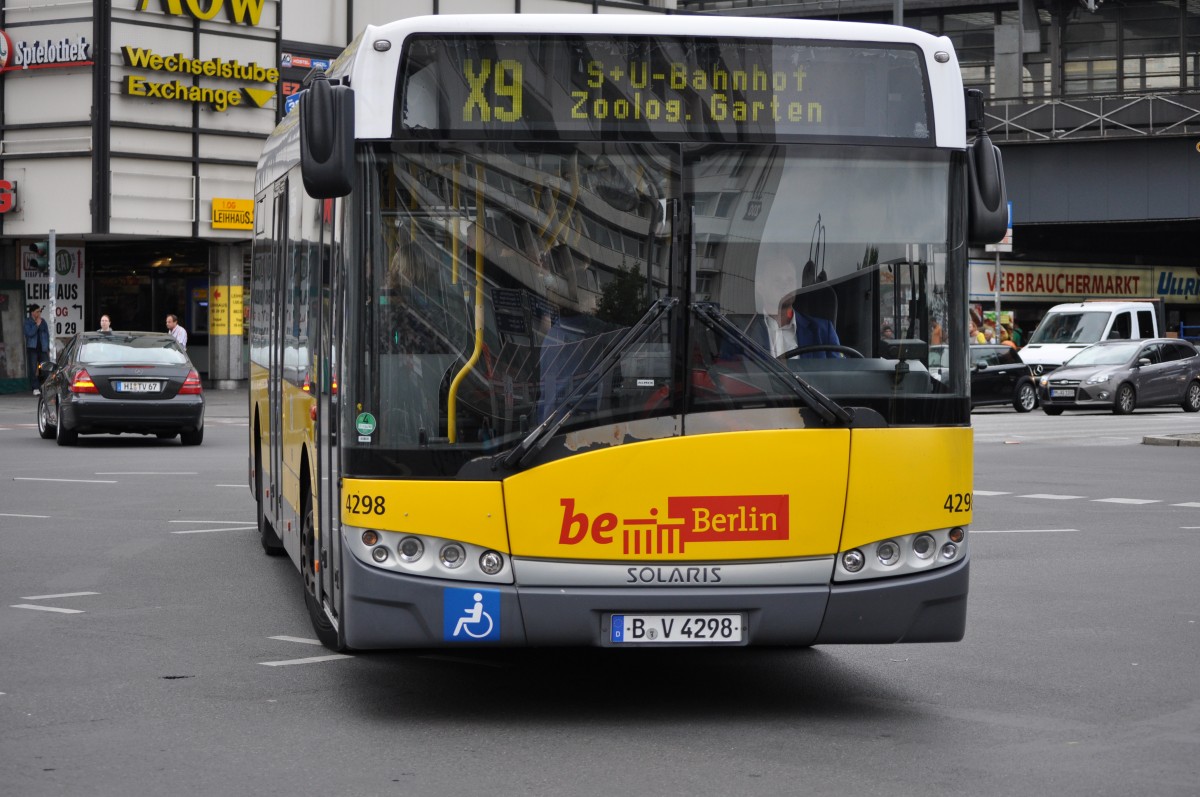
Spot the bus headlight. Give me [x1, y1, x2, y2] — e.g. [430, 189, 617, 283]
[841, 550, 865, 572]
[835, 527, 968, 582]
[876, 540, 901, 566]
[398, 536, 424, 563]
[479, 550, 504, 575]
[347, 527, 513, 584]
[439, 543, 466, 569]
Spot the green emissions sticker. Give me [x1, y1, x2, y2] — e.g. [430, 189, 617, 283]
[355, 412, 377, 436]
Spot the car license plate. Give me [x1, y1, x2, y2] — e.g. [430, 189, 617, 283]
[610, 613, 744, 644]
[1050, 388, 1074, 398]
[115, 381, 161, 393]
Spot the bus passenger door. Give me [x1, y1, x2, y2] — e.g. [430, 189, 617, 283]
[268, 184, 287, 541]
[317, 197, 341, 627]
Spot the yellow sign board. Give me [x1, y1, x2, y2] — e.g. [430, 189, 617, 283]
[212, 198, 253, 230]
[210, 284, 244, 336]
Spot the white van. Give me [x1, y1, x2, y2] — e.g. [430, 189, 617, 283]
[1020, 301, 1160, 374]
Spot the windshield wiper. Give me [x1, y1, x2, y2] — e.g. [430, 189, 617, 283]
[499, 296, 679, 470]
[691, 302, 853, 426]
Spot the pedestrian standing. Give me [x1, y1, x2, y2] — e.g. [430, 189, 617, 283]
[166, 313, 188, 349]
[23, 304, 50, 395]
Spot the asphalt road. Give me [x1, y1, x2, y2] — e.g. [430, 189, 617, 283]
[0, 390, 1197, 796]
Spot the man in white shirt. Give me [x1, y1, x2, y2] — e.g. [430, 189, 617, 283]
[166, 314, 188, 349]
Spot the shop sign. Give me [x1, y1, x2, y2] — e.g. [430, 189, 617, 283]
[0, 30, 94, 73]
[1154, 268, 1200, 303]
[209, 284, 244, 336]
[136, 0, 266, 27]
[21, 246, 85, 337]
[211, 197, 253, 229]
[970, 261, 1151, 301]
[0, 180, 16, 213]
[121, 46, 278, 111]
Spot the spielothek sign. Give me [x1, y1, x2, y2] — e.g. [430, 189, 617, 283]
[0, 29, 94, 73]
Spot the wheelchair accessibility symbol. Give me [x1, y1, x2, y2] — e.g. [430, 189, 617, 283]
[443, 588, 500, 642]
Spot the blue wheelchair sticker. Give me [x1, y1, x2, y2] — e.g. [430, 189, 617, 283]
[443, 588, 500, 642]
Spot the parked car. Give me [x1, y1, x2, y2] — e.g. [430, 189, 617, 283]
[36, 331, 205, 446]
[1036, 338, 1200, 415]
[929, 344, 1038, 412]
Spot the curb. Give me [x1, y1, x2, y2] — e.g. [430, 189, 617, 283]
[1143, 435, 1200, 447]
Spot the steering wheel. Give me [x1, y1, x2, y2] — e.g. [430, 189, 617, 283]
[777, 344, 863, 360]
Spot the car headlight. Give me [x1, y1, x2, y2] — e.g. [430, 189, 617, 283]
[1038, 375, 1048, 388]
[1085, 372, 1112, 385]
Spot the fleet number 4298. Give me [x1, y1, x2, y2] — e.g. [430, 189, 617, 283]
[944, 492, 972, 513]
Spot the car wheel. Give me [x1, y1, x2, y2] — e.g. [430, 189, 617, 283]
[37, 397, 56, 439]
[1183, 380, 1200, 413]
[1113, 383, 1136, 415]
[1042, 406, 1064, 416]
[180, 425, 204, 446]
[1013, 381, 1037, 413]
[55, 402, 78, 446]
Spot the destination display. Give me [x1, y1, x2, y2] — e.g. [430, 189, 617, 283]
[398, 35, 932, 143]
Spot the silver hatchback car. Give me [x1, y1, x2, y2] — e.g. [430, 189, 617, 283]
[1036, 338, 1200, 415]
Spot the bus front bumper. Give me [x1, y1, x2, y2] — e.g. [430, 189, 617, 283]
[340, 549, 969, 649]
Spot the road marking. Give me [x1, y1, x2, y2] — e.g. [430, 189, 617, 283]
[13, 477, 117, 484]
[11, 604, 85, 614]
[1019, 493, 1085, 500]
[1092, 498, 1160, 505]
[1173, 502, 1200, 508]
[169, 520, 256, 525]
[0, 513, 50, 519]
[269, 635, 324, 646]
[216, 484, 245, 488]
[96, 471, 198, 475]
[971, 528, 1078, 534]
[21, 591, 99, 600]
[259, 654, 353, 667]
[973, 490, 1011, 496]
[170, 525, 255, 535]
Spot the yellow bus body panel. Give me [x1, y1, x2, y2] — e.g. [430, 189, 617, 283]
[341, 479, 509, 552]
[503, 430, 850, 561]
[842, 427, 973, 550]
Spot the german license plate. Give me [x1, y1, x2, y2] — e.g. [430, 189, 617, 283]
[1050, 388, 1074, 398]
[610, 613, 743, 644]
[114, 381, 161, 393]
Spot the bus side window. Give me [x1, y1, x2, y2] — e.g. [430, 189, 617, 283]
[1107, 312, 1131, 340]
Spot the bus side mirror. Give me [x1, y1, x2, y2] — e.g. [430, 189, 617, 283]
[300, 75, 355, 199]
[967, 132, 1007, 244]
[965, 90, 1008, 245]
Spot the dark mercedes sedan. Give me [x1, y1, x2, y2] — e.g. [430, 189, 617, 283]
[1036, 338, 1200, 415]
[36, 332, 205, 445]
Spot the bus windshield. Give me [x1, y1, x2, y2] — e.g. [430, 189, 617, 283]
[342, 141, 963, 476]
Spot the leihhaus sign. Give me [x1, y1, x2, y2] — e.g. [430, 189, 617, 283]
[0, 30, 94, 72]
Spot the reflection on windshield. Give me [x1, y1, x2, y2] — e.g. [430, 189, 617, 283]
[1065, 343, 1139, 367]
[348, 143, 676, 461]
[343, 142, 967, 475]
[1028, 312, 1108, 345]
[685, 146, 957, 412]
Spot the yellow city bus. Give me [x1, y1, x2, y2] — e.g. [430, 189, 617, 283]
[250, 14, 1007, 649]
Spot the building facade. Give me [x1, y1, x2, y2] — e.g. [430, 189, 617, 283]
[2, 0, 1194, 393]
